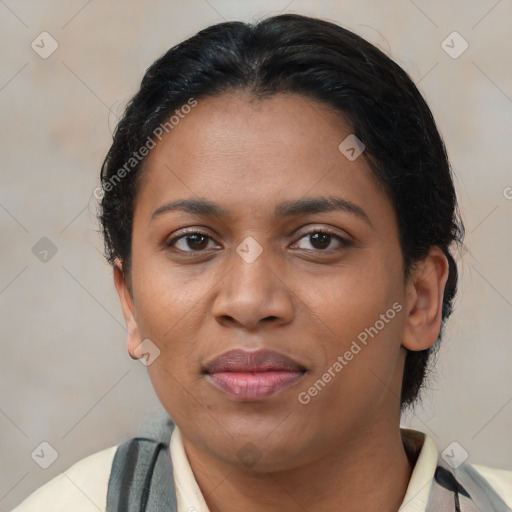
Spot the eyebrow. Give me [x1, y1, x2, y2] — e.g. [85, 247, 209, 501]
[150, 196, 372, 227]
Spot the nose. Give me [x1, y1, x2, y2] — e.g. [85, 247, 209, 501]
[211, 241, 295, 331]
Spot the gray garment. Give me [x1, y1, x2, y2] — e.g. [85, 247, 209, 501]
[106, 437, 177, 511]
[426, 450, 511, 511]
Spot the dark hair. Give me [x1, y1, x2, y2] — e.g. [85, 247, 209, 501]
[97, 13, 464, 412]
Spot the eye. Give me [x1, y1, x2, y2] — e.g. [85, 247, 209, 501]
[166, 230, 219, 253]
[292, 228, 350, 252]
[166, 227, 351, 255]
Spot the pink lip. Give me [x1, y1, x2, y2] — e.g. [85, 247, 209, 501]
[203, 348, 307, 401]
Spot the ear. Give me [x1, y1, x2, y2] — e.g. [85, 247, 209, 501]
[401, 246, 450, 352]
[113, 258, 141, 359]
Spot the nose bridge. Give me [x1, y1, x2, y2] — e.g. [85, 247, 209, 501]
[212, 234, 294, 327]
[229, 234, 278, 300]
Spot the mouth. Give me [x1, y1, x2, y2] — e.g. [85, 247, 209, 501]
[203, 348, 307, 401]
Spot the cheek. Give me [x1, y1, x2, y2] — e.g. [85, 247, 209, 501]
[129, 264, 210, 403]
[312, 257, 399, 328]
[132, 251, 208, 334]
[303, 252, 405, 378]
[135, 268, 208, 421]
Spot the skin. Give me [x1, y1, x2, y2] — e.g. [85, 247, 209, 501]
[114, 92, 449, 512]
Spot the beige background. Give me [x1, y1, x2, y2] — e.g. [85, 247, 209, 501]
[1, 0, 511, 509]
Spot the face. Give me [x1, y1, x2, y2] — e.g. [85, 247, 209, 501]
[114, 92, 447, 472]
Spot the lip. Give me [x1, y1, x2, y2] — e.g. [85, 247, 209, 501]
[203, 348, 307, 401]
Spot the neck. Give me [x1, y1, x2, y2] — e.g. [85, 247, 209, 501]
[181, 418, 415, 512]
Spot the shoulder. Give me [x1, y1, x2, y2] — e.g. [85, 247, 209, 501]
[11, 444, 118, 512]
[469, 462, 512, 509]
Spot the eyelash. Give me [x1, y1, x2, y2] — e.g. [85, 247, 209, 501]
[165, 227, 351, 255]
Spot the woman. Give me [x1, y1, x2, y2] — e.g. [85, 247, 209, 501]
[12, 13, 512, 512]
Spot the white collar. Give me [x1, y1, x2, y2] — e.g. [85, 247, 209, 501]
[170, 424, 438, 512]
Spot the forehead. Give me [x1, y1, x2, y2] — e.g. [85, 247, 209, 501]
[134, 92, 394, 227]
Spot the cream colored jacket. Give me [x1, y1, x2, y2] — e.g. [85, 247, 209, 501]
[11, 426, 512, 511]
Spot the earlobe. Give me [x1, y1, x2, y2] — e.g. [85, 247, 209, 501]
[113, 258, 142, 360]
[401, 246, 450, 352]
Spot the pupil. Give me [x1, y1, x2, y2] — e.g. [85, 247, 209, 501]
[311, 233, 330, 249]
[188, 234, 207, 249]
